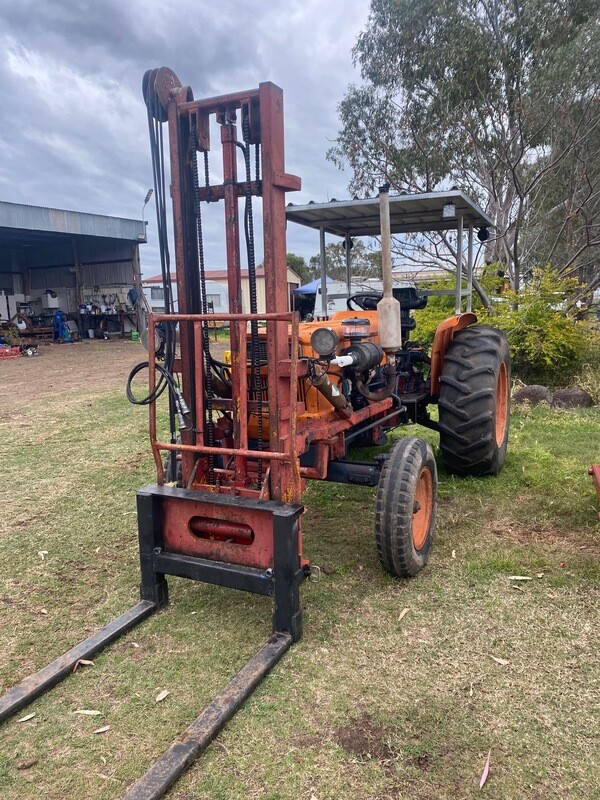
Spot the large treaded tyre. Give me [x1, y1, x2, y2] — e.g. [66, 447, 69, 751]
[375, 437, 437, 578]
[438, 325, 510, 477]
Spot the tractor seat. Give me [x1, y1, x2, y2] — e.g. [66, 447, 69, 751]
[392, 287, 428, 310]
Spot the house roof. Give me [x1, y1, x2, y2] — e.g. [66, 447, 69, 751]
[142, 269, 266, 284]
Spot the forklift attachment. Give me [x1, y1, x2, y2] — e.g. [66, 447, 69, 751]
[122, 632, 292, 800]
[0, 600, 157, 724]
[2, 62, 509, 799]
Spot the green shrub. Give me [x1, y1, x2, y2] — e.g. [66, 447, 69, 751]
[411, 280, 455, 348]
[412, 266, 599, 389]
[479, 267, 599, 387]
[412, 269, 500, 348]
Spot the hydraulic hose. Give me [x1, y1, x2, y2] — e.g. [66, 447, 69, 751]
[355, 360, 397, 402]
[126, 361, 191, 431]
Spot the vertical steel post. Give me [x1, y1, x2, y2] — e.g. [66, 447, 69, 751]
[193, 321, 205, 447]
[137, 490, 169, 607]
[466, 223, 474, 312]
[72, 240, 83, 307]
[273, 509, 304, 641]
[167, 93, 198, 484]
[345, 233, 351, 299]
[455, 215, 464, 314]
[319, 225, 327, 319]
[131, 243, 144, 332]
[259, 81, 301, 503]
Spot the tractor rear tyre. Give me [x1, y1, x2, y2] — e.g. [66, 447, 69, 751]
[438, 325, 510, 477]
[375, 437, 437, 578]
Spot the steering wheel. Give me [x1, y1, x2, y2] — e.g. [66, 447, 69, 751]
[346, 292, 383, 311]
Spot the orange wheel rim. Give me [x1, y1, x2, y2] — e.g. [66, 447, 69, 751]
[413, 467, 433, 550]
[495, 361, 509, 446]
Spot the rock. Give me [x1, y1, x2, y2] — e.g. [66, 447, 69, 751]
[552, 387, 594, 409]
[512, 385, 553, 405]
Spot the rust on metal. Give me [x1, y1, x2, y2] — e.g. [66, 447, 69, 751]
[162, 493, 284, 569]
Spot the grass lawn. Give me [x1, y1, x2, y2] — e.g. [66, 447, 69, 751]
[0, 372, 598, 799]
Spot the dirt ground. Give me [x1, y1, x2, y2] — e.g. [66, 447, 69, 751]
[0, 340, 143, 414]
[0, 337, 228, 415]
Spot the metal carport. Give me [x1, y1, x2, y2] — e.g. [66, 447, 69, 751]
[286, 190, 493, 318]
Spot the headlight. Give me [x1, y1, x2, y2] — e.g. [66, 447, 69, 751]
[310, 327, 339, 357]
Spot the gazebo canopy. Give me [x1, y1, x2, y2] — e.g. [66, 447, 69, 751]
[293, 276, 333, 295]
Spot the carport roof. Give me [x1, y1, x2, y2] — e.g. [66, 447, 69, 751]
[0, 201, 147, 249]
[285, 190, 493, 237]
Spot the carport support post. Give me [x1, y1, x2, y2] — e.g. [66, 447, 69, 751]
[454, 214, 464, 314]
[466, 223, 474, 312]
[345, 233, 352, 298]
[319, 224, 327, 319]
[19, 251, 30, 299]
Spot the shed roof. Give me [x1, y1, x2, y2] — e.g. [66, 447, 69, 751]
[0, 201, 146, 249]
[285, 190, 493, 237]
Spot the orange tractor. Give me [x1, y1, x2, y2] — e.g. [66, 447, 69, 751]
[0, 68, 510, 798]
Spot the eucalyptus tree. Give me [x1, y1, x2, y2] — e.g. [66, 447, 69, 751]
[330, 0, 600, 298]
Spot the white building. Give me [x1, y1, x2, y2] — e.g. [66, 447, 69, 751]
[142, 268, 301, 314]
[142, 273, 227, 314]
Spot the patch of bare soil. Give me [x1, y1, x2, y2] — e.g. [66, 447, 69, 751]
[0, 340, 142, 413]
[335, 713, 396, 761]
[0, 338, 228, 414]
[485, 519, 599, 554]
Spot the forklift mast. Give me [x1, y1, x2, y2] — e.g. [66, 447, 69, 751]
[147, 68, 302, 505]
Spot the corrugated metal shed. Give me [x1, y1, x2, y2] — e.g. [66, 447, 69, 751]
[0, 201, 146, 321]
[0, 201, 146, 246]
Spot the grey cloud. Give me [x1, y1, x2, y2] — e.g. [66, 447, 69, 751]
[0, 0, 370, 273]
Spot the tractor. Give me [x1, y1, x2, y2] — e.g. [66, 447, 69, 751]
[127, 68, 509, 597]
[0, 67, 510, 799]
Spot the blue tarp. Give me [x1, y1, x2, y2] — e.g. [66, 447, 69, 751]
[293, 276, 333, 294]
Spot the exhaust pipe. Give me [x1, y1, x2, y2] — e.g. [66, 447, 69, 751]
[377, 185, 402, 355]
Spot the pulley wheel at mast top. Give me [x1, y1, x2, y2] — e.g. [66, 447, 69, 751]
[143, 67, 193, 121]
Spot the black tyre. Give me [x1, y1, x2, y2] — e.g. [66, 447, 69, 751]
[375, 437, 437, 578]
[438, 325, 510, 477]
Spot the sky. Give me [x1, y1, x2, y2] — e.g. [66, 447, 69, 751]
[0, 0, 372, 278]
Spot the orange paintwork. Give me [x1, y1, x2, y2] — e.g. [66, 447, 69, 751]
[495, 360, 509, 445]
[297, 310, 380, 418]
[429, 312, 477, 396]
[248, 310, 383, 438]
[413, 466, 434, 550]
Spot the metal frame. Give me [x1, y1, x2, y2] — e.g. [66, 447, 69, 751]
[288, 193, 490, 319]
[0, 73, 487, 800]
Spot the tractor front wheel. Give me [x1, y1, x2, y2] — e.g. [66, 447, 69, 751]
[375, 437, 437, 578]
[438, 325, 510, 476]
